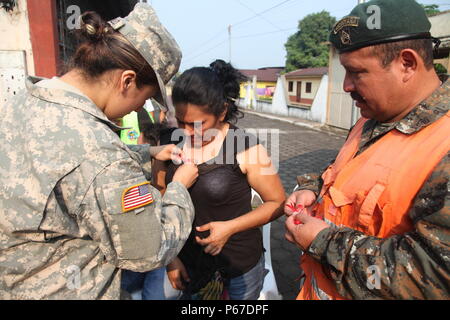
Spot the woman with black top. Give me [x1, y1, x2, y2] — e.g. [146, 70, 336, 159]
[154, 60, 285, 300]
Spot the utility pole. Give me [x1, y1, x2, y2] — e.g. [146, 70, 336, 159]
[228, 25, 232, 63]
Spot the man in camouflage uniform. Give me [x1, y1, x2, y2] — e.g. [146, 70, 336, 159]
[285, 0, 449, 299]
[0, 4, 196, 299]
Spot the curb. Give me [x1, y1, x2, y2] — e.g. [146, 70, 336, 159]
[240, 108, 348, 138]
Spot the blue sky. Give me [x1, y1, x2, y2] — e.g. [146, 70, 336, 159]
[149, 0, 450, 71]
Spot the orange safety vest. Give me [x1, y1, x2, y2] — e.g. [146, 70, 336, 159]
[298, 111, 450, 300]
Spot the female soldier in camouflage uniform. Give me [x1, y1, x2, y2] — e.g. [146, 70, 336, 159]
[0, 3, 197, 299]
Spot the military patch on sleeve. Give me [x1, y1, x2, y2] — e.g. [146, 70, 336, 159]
[121, 182, 154, 212]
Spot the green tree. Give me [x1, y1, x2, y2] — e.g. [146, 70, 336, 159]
[434, 63, 447, 75]
[285, 11, 336, 72]
[421, 4, 440, 16]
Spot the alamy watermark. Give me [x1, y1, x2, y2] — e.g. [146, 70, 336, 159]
[366, 5, 381, 30]
[65, 265, 81, 290]
[366, 265, 381, 290]
[66, 5, 81, 30]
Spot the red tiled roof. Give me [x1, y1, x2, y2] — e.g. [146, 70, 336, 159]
[285, 67, 328, 78]
[239, 67, 284, 82]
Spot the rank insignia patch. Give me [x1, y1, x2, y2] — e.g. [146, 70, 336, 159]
[333, 16, 360, 34]
[341, 30, 352, 44]
[122, 182, 154, 212]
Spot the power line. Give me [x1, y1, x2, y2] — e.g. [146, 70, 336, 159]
[183, 39, 229, 63]
[183, 27, 297, 65]
[184, 0, 295, 58]
[232, 27, 297, 39]
[234, 0, 284, 31]
[232, 0, 295, 28]
[183, 29, 227, 58]
[184, 1, 296, 61]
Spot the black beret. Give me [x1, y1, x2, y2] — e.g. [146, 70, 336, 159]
[329, 0, 433, 53]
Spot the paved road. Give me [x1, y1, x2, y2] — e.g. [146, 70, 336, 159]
[236, 111, 346, 300]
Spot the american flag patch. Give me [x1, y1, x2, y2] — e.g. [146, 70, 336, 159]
[121, 182, 154, 213]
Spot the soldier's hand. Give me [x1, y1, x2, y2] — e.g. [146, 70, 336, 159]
[172, 162, 198, 189]
[284, 190, 316, 217]
[150, 144, 183, 163]
[285, 213, 330, 251]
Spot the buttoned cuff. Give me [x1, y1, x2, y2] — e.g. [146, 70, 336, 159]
[295, 173, 321, 195]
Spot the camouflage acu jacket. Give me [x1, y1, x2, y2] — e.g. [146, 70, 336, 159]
[0, 77, 194, 299]
[300, 80, 450, 299]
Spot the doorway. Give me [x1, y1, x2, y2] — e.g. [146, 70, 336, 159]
[296, 81, 302, 103]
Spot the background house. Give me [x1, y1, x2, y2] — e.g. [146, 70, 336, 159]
[238, 67, 329, 125]
[239, 67, 284, 104]
[285, 67, 328, 107]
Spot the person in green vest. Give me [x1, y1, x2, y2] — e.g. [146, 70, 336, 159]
[121, 99, 156, 145]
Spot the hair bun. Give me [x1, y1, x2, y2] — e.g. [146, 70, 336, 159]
[209, 59, 246, 100]
[78, 12, 111, 42]
[209, 59, 235, 83]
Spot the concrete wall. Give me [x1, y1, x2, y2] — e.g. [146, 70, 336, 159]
[429, 11, 450, 39]
[429, 11, 450, 71]
[0, 0, 33, 108]
[0, 0, 34, 75]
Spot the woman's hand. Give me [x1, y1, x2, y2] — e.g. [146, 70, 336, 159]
[166, 257, 190, 291]
[284, 190, 317, 217]
[195, 221, 235, 256]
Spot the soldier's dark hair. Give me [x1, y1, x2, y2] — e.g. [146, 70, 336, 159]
[141, 121, 170, 146]
[172, 59, 247, 123]
[369, 39, 434, 70]
[67, 11, 157, 88]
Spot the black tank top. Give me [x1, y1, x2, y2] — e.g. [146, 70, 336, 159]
[165, 124, 263, 280]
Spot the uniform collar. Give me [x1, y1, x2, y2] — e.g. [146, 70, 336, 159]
[26, 76, 126, 132]
[395, 78, 449, 135]
[364, 78, 450, 137]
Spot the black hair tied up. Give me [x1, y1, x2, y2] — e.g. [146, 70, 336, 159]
[172, 59, 247, 123]
[78, 11, 113, 43]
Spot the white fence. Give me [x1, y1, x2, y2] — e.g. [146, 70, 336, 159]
[239, 74, 328, 125]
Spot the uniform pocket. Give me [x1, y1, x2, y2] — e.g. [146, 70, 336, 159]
[357, 183, 386, 234]
[101, 177, 162, 261]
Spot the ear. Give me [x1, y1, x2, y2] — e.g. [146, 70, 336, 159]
[398, 49, 419, 82]
[119, 70, 138, 94]
[219, 104, 228, 122]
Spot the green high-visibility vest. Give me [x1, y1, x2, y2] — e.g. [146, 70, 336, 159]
[120, 110, 155, 145]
